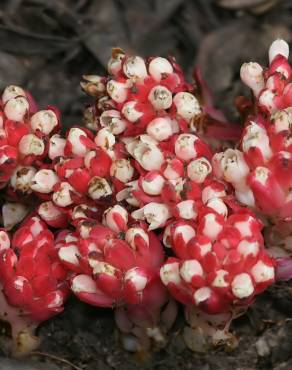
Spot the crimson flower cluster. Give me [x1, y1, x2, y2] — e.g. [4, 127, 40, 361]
[1, 40, 288, 356]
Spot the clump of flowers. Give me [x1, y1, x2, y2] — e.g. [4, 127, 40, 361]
[0, 215, 69, 356]
[0, 43, 284, 357]
[57, 205, 177, 351]
[213, 39, 292, 222]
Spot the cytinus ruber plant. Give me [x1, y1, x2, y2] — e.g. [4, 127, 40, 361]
[57, 205, 177, 351]
[213, 40, 291, 243]
[0, 43, 286, 357]
[212, 39, 292, 276]
[0, 215, 69, 356]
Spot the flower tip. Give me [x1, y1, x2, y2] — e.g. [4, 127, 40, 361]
[269, 39, 289, 64]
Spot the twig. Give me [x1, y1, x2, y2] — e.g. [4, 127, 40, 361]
[31, 351, 83, 370]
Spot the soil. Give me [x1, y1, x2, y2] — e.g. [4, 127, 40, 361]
[0, 0, 292, 369]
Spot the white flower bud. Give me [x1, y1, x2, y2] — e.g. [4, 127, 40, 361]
[146, 117, 173, 141]
[187, 157, 212, 183]
[131, 202, 170, 230]
[212, 270, 229, 288]
[269, 39, 289, 64]
[67, 128, 88, 157]
[232, 273, 254, 298]
[100, 110, 126, 135]
[141, 172, 165, 195]
[49, 134, 66, 160]
[176, 200, 197, 220]
[175, 134, 198, 161]
[30, 169, 59, 193]
[122, 101, 143, 122]
[2, 202, 29, 230]
[18, 134, 45, 157]
[125, 227, 149, 249]
[107, 80, 128, 103]
[148, 85, 172, 110]
[201, 184, 226, 204]
[0, 230, 10, 251]
[53, 182, 74, 207]
[206, 198, 228, 217]
[237, 240, 259, 257]
[95, 128, 116, 149]
[103, 204, 128, 232]
[251, 261, 274, 283]
[201, 213, 223, 241]
[212, 149, 250, 191]
[4, 96, 29, 122]
[194, 287, 212, 305]
[38, 201, 63, 222]
[173, 224, 196, 244]
[173, 92, 201, 121]
[180, 260, 203, 283]
[258, 89, 276, 112]
[240, 62, 264, 97]
[160, 261, 181, 285]
[271, 109, 292, 133]
[123, 56, 148, 80]
[2, 85, 26, 104]
[107, 52, 124, 76]
[242, 122, 272, 162]
[125, 267, 148, 291]
[88, 177, 112, 200]
[10, 166, 37, 193]
[30, 110, 58, 135]
[149, 57, 173, 81]
[110, 159, 134, 183]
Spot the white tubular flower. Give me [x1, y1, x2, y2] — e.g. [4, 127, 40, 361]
[88, 177, 112, 200]
[271, 109, 292, 133]
[18, 134, 45, 157]
[141, 172, 165, 195]
[173, 223, 196, 245]
[176, 200, 197, 220]
[10, 166, 37, 193]
[148, 85, 172, 110]
[123, 56, 148, 80]
[30, 110, 58, 135]
[206, 198, 228, 217]
[107, 80, 128, 103]
[103, 205, 128, 232]
[125, 227, 149, 249]
[107, 52, 124, 76]
[173, 92, 201, 121]
[146, 117, 173, 141]
[122, 101, 143, 122]
[180, 260, 203, 283]
[174, 134, 198, 161]
[4, 96, 29, 121]
[110, 159, 134, 183]
[2, 202, 29, 230]
[95, 128, 116, 150]
[49, 134, 66, 160]
[2, 85, 26, 104]
[212, 149, 250, 191]
[148, 57, 173, 81]
[126, 135, 164, 171]
[240, 62, 264, 97]
[53, 182, 75, 207]
[269, 39, 289, 64]
[242, 122, 272, 162]
[231, 273, 254, 299]
[30, 169, 59, 193]
[131, 202, 170, 230]
[258, 89, 276, 112]
[160, 261, 181, 285]
[100, 110, 126, 135]
[187, 157, 212, 183]
[67, 128, 88, 157]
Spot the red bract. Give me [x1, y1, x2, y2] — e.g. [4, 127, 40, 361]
[57, 205, 176, 350]
[0, 216, 69, 356]
[213, 39, 292, 222]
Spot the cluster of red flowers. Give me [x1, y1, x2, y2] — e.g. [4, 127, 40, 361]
[1, 39, 291, 356]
